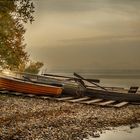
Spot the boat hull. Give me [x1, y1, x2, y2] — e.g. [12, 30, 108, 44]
[86, 88, 140, 102]
[0, 76, 63, 96]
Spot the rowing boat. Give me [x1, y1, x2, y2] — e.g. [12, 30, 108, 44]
[1, 71, 140, 104]
[73, 73, 140, 103]
[85, 86, 140, 103]
[0, 76, 63, 96]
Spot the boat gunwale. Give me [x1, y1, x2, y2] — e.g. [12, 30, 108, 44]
[0, 76, 63, 89]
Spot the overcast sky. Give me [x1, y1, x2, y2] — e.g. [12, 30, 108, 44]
[25, 0, 140, 71]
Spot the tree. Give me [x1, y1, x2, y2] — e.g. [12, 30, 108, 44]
[0, 0, 35, 70]
[24, 61, 44, 74]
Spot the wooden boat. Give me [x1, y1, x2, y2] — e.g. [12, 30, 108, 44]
[0, 76, 63, 96]
[1, 72, 140, 104]
[13, 72, 99, 96]
[85, 86, 140, 103]
[13, 71, 100, 85]
[72, 73, 140, 103]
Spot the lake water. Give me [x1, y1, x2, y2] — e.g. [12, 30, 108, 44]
[84, 125, 140, 140]
[47, 70, 140, 88]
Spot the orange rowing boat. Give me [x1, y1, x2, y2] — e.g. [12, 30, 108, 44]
[0, 76, 63, 96]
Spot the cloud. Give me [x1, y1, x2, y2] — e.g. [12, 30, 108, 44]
[59, 34, 140, 43]
[35, 0, 103, 13]
[27, 38, 140, 70]
[25, 0, 140, 70]
[34, 0, 140, 14]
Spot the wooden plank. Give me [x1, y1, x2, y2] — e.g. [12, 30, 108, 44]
[21, 93, 38, 98]
[13, 92, 23, 96]
[98, 100, 116, 106]
[114, 102, 128, 108]
[68, 97, 90, 103]
[26, 94, 35, 97]
[82, 99, 103, 104]
[55, 96, 74, 101]
[0, 90, 9, 94]
[39, 96, 51, 99]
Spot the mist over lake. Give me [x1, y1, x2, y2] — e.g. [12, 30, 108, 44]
[25, 0, 140, 71]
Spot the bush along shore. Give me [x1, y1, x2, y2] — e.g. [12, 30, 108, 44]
[0, 94, 140, 140]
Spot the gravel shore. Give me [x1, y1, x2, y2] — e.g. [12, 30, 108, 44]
[0, 94, 140, 140]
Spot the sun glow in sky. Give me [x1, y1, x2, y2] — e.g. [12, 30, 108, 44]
[25, 0, 140, 71]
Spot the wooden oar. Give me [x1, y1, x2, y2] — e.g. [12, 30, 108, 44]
[43, 73, 100, 83]
[73, 72, 107, 91]
[86, 79, 100, 83]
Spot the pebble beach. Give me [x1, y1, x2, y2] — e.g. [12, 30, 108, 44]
[0, 94, 140, 140]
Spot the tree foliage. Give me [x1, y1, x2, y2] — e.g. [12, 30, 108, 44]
[24, 61, 44, 74]
[0, 0, 35, 70]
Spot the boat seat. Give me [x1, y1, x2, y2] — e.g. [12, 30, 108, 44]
[128, 86, 139, 93]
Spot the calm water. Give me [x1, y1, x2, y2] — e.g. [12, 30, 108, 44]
[84, 125, 140, 140]
[48, 70, 140, 88]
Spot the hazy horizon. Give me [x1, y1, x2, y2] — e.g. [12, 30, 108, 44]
[25, 0, 140, 71]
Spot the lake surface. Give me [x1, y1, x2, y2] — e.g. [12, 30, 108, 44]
[47, 70, 140, 88]
[84, 125, 140, 140]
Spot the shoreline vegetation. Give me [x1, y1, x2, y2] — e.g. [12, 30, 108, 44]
[0, 94, 140, 140]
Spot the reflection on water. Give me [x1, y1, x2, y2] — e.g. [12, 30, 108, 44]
[84, 125, 140, 140]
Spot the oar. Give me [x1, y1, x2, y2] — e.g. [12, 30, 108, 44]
[86, 79, 100, 83]
[73, 72, 107, 91]
[43, 73, 100, 83]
